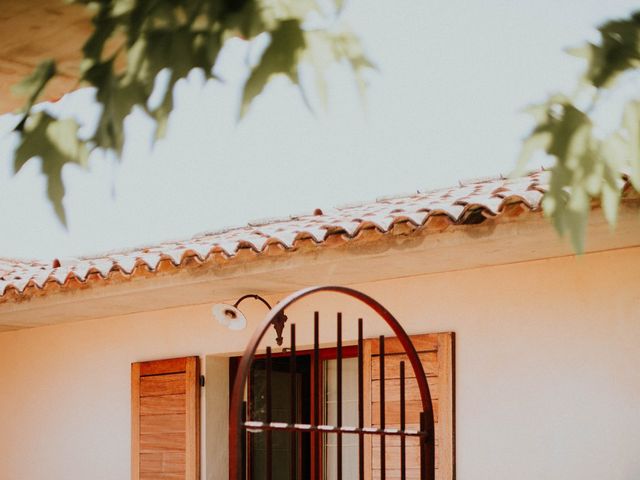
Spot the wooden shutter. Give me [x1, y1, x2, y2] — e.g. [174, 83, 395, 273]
[364, 332, 454, 480]
[132, 356, 200, 480]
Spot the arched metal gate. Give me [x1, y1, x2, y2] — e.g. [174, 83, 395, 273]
[229, 286, 435, 480]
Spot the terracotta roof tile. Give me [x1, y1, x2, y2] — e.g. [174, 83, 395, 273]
[0, 171, 553, 299]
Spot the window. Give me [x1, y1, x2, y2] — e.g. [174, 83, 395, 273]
[234, 332, 454, 479]
[248, 354, 312, 479]
[324, 356, 359, 479]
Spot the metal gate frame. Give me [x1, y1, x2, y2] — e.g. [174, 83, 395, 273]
[229, 285, 435, 480]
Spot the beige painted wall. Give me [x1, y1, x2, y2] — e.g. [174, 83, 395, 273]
[0, 247, 638, 480]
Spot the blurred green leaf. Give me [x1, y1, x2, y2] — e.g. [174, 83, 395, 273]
[240, 19, 306, 118]
[584, 13, 640, 88]
[14, 113, 88, 226]
[331, 30, 376, 101]
[518, 10, 640, 252]
[12, 59, 56, 115]
[565, 45, 591, 59]
[514, 131, 549, 176]
[621, 100, 640, 190]
[112, 0, 137, 17]
[601, 174, 621, 226]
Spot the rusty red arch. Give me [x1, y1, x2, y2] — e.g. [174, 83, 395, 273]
[229, 285, 435, 479]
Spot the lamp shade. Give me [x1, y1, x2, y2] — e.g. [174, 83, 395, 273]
[212, 303, 247, 331]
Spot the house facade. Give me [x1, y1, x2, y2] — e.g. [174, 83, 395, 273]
[0, 171, 638, 480]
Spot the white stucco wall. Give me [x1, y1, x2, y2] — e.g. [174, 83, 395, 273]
[0, 246, 638, 480]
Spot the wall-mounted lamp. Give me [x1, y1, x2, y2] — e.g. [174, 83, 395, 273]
[212, 294, 289, 346]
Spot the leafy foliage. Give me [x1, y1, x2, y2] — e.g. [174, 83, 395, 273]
[15, 113, 89, 226]
[12, 0, 373, 224]
[518, 11, 640, 252]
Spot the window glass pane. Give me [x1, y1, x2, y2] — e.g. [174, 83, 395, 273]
[324, 357, 358, 480]
[249, 356, 311, 479]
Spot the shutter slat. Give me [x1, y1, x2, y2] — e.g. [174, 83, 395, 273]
[372, 378, 439, 402]
[371, 352, 438, 379]
[140, 394, 186, 416]
[140, 452, 186, 473]
[370, 336, 439, 354]
[140, 474, 185, 480]
[140, 358, 188, 376]
[140, 373, 187, 397]
[372, 468, 422, 480]
[140, 433, 186, 452]
[372, 399, 440, 426]
[141, 414, 187, 435]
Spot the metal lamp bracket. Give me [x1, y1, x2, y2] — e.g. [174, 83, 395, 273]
[234, 294, 288, 346]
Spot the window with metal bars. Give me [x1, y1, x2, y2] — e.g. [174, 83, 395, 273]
[228, 286, 454, 480]
[240, 347, 359, 479]
[230, 332, 454, 480]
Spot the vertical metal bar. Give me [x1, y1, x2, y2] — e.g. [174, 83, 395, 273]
[266, 347, 273, 480]
[419, 411, 435, 480]
[313, 312, 320, 480]
[290, 323, 297, 480]
[241, 400, 247, 480]
[337, 313, 343, 480]
[400, 361, 406, 480]
[358, 318, 364, 480]
[379, 335, 386, 480]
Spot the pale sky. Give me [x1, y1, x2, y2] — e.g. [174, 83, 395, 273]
[0, 0, 637, 260]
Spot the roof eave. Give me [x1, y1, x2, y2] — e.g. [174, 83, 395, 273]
[1, 204, 638, 331]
